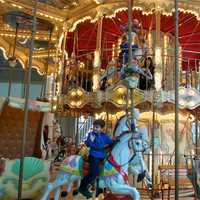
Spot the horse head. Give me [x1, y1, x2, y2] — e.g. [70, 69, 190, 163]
[113, 111, 150, 155]
[110, 131, 147, 176]
[113, 109, 140, 138]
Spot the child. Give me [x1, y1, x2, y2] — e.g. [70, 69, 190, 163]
[79, 119, 113, 198]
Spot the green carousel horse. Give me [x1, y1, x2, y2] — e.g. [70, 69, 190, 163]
[0, 157, 51, 200]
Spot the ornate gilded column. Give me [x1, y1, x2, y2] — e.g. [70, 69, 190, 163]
[53, 23, 68, 111]
[154, 2, 162, 91]
[152, 2, 162, 195]
[18, 1, 38, 199]
[93, 17, 103, 91]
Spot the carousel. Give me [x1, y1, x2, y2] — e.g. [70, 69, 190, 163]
[0, 0, 200, 199]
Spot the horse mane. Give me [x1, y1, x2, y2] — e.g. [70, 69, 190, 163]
[115, 130, 130, 141]
[110, 131, 132, 153]
[113, 115, 126, 136]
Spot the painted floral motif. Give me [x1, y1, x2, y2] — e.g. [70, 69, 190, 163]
[0, 157, 50, 199]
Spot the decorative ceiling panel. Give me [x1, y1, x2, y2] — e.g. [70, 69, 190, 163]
[38, 0, 80, 9]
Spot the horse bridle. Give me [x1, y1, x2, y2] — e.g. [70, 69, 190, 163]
[110, 133, 146, 168]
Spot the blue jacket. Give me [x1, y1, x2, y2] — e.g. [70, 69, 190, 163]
[85, 131, 113, 159]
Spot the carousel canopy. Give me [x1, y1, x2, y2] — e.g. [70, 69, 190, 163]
[0, 0, 200, 74]
[66, 9, 200, 70]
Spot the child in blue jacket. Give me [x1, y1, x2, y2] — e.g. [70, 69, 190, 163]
[79, 119, 113, 198]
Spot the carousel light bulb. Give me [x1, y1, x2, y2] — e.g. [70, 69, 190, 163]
[77, 89, 83, 96]
[52, 105, 57, 110]
[79, 62, 85, 69]
[77, 101, 82, 106]
[117, 87, 126, 94]
[188, 89, 195, 96]
[71, 101, 76, 106]
[117, 99, 124, 105]
[179, 88, 185, 95]
[53, 96, 57, 101]
[71, 91, 76, 96]
[112, 44, 115, 60]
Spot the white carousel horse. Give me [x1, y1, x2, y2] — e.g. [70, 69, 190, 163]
[113, 109, 152, 188]
[40, 131, 147, 200]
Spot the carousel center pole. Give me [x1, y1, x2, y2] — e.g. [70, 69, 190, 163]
[127, 0, 134, 126]
[174, 0, 179, 199]
[17, 0, 38, 199]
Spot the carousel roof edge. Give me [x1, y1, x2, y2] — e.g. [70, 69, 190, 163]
[0, 37, 56, 75]
[63, 0, 200, 31]
[2, 0, 200, 30]
[0, 96, 51, 112]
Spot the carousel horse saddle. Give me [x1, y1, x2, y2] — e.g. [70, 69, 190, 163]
[82, 159, 104, 177]
[82, 159, 90, 177]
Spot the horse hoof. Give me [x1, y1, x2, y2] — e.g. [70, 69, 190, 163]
[61, 191, 68, 197]
[73, 190, 79, 196]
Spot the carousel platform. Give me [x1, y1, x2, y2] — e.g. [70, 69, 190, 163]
[40, 191, 195, 200]
[35, 160, 195, 200]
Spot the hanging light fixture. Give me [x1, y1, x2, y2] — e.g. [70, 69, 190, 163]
[8, 56, 17, 68]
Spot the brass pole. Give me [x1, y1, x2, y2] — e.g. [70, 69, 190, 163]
[75, 117, 79, 148]
[174, 0, 180, 199]
[17, 1, 38, 199]
[128, 0, 133, 66]
[151, 94, 155, 199]
[60, 30, 67, 94]
[8, 22, 19, 98]
[127, 0, 135, 127]
[41, 28, 53, 99]
[93, 17, 103, 91]
[195, 111, 198, 155]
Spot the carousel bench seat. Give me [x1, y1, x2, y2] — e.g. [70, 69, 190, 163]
[159, 165, 192, 200]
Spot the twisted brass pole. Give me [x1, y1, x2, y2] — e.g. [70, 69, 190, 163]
[17, 1, 38, 199]
[174, 0, 180, 199]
